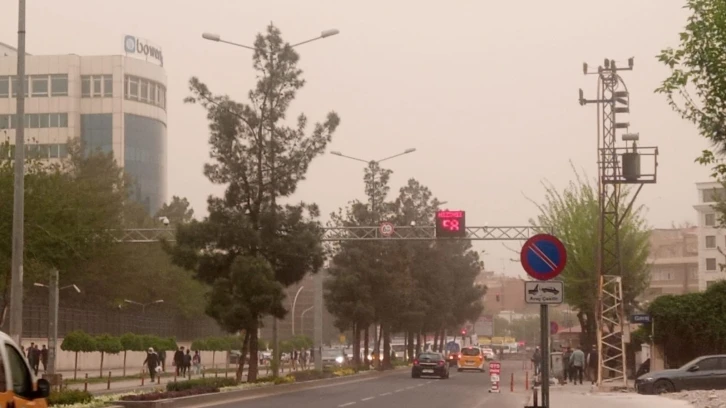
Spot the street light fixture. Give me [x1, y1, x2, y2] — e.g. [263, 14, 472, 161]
[34, 273, 81, 375]
[291, 286, 304, 336]
[123, 299, 164, 314]
[202, 28, 340, 50]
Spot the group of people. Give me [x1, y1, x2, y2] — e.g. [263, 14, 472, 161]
[530, 344, 599, 385]
[143, 346, 202, 381]
[21, 343, 48, 376]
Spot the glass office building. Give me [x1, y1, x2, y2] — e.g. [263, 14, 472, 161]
[0, 42, 168, 214]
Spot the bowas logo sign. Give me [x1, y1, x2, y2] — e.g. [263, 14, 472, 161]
[124, 35, 164, 66]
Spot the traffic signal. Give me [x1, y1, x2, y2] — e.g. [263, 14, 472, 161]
[461, 328, 467, 336]
[435, 210, 466, 238]
[495, 294, 500, 302]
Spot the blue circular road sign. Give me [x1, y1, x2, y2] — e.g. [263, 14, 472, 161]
[520, 234, 567, 281]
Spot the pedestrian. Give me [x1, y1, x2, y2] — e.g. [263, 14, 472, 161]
[158, 348, 167, 372]
[562, 347, 573, 383]
[31, 345, 40, 375]
[193, 351, 201, 375]
[531, 347, 541, 376]
[183, 349, 192, 377]
[40, 345, 49, 373]
[587, 345, 598, 384]
[174, 346, 185, 376]
[143, 348, 160, 381]
[569, 346, 585, 385]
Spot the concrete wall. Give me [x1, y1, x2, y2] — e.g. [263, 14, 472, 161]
[22, 338, 231, 374]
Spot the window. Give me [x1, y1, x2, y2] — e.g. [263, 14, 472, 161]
[38, 113, 49, 129]
[92, 77, 102, 97]
[50, 74, 68, 96]
[706, 213, 717, 227]
[58, 113, 68, 127]
[703, 188, 726, 203]
[104, 76, 113, 97]
[128, 77, 138, 99]
[6, 344, 32, 398]
[139, 80, 149, 102]
[461, 347, 481, 356]
[0, 77, 8, 98]
[706, 236, 717, 249]
[706, 258, 718, 271]
[695, 357, 721, 371]
[81, 76, 91, 97]
[11, 76, 28, 97]
[31, 76, 48, 97]
[0, 115, 8, 130]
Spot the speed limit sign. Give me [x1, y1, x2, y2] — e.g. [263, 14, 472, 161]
[379, 222, 395, 237]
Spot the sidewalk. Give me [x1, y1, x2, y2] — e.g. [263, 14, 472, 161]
[62, 363, 306, 395]
[525, 383, 692, 408]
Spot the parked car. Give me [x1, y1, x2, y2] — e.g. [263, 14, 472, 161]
[412, 352, 449, 379]
[321, 348, 347, 368]
[635, 355, 726, 394]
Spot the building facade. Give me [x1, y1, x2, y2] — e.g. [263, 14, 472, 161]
[641, 227, 699, 301]
[694, 181, 726, 290]
[0, 42, 167, 213]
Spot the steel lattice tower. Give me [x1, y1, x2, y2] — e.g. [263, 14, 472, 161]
[579, 58, 658, 388]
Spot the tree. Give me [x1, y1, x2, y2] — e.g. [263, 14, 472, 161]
[646, 281, 726, 366]
[156, 196, 194, 226]
[94, 334, 123, 378]
[119, 333, 143, 377]
[656, 0, 726, 180]
[0, 139, 128, 324]
[60, 330, 96, 380]
[527, 166, 650, 348]
[168, 24, 338, 382]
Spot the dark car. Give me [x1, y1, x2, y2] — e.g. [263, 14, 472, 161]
[635, 355, 726, 394]
[412, 352, 450, 379]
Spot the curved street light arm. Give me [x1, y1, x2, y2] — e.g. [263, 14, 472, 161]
[377, 148, 417, 163]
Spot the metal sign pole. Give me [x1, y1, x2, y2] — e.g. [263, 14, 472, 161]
[540, 304, 550, 408]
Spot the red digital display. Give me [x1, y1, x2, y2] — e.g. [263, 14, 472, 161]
[435, 210, 466, 238]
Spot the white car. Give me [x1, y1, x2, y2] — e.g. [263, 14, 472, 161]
[481, 347, 495, 360]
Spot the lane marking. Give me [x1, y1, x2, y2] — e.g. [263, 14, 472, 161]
[361, 396, 375, 401]
[379, 392, 392, 396]
[416, 383, 424, 387]
[339, 403, 356, 407]
[395, 388, 405, 392]
[405, 386, 416, 390]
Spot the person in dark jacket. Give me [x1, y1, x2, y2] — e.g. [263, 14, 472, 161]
[158, 349, 167, 372]
[174, 347, 185, 376]
[182, 349, 192, 377]
[143, 348, 160, 381]
[532, 347, 542, 376]
[562, 347, 573, 383]
[587, 345, 598, 384]
[31, 345, 41, 375]
[40, 345, 49, 373]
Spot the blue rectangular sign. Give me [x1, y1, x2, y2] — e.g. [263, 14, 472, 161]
[630, 314, 651, 324]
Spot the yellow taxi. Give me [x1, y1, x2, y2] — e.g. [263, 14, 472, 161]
[457, 346, 485, 372]
[0, 331, 51, 407]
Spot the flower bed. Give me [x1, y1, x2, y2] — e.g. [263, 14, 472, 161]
[119, 386, 219, 401]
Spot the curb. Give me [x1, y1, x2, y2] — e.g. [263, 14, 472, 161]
[105, 367, 408, 408]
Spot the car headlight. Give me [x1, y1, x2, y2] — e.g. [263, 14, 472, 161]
[336, 356, 344, 363]
[640, 377, 654, 382]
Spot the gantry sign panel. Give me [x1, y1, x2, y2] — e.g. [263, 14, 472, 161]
[113, 226, 545, 243]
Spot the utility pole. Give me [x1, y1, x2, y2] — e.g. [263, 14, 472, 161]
[47, 269, 59, 375]
[10, 0, 27, 345]
[579, 58, 658, 387]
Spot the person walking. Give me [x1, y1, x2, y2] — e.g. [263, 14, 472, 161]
[569, 346, 585, 385]
[143, 348, 160, 381]
[40, 345, 49, 373]
[531, 347, 541, 376]
[174, 346, 185, 376]
[192, 351, 201, 375]
[31, 345, 40, 376]
[158, 348, 167, 372]
[562, 347, 573, 383]
[183, 349, 192, 377]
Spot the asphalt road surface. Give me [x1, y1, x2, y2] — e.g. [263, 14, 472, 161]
[200, 361, 528, 408]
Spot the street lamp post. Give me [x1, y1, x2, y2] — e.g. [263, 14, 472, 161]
[300, 306, 313, 337]
[9, 0, 28, 346]
[327, 148, 417, 368]
[201, 26, 339, 378]
[124, 299, 163, 314]
[34, 271, 81, 375]
[291, 286, 304, 336]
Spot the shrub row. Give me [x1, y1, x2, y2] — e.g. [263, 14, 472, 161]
[120, 386, 220, 401]
[166, 377, 237, 392]
[48, 389, 93, 406]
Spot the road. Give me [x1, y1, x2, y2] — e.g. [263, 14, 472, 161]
[199, 361, 528, 408]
